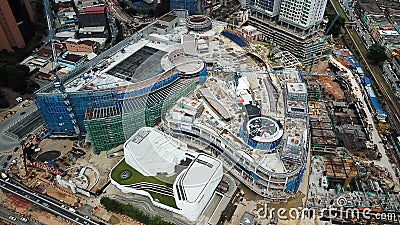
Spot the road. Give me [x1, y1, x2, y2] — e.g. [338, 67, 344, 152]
[0, 205, 39, 225]
[334, 0, 400, 131]
[0, 103, 37, 151]
[104, 0, 132, 24]
[0, 180, 100, 225]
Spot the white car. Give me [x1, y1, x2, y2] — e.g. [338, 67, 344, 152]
[20, 217, 28, 222]
[9, 216, 16, 221]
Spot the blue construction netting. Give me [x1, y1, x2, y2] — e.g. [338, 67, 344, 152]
[221, 30, 247, 47]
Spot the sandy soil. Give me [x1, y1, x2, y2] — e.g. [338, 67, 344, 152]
[316, 76, 344, 100]
[47, 186, 79, 206]
[38, 139, 73, 153]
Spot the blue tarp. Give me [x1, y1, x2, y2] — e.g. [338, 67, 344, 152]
[347, 56, 361, 69]
[366, 86, 387, 117]
[370, 96, 382, 112]
[64, 19, 76, 24]
[362, 77, 371, 85]
[221, 30, 247, 47]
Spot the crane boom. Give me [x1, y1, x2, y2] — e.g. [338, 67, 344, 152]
[43, 0, 81, 137]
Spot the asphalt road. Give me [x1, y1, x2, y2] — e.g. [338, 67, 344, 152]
[0, 103, 37, 151]
[0, 205, 39, 225]
[0, 180, 100, 225]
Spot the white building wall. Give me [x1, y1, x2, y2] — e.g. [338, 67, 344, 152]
[279, 0, 327, 29]
[110, 159, 223, 222]
[173, 163, 223, 221]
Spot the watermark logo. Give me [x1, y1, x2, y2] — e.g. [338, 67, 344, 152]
[252, 196, 400, 222]
[336, 196, 347, 207]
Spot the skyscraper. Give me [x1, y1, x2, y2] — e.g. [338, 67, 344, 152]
[0, 0, 25, 51]
[279, 0, 327, 30]
[248, 0, 328, 65]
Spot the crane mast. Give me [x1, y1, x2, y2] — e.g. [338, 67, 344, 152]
[43, 0, 81, 137]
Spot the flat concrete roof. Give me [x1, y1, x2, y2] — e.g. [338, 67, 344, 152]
[159, 14, 177, 22]
[199, 88, 233, 120]
[287, 82, 307, 94]
[173, 56, 205, 74]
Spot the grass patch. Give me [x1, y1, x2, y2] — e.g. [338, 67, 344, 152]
[111, 159, 175, 187]
[149, 192, 177, 208]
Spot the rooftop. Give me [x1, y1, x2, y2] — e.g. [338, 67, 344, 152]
[287, 82, 307, 93]
[159, 14, 177, 22]
[106, 46, 165, 82]
[79, 26, 105, 33]
[180, 154, 221, 203]
[79, 5, 105, 14]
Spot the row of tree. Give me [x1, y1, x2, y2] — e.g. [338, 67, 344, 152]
[100, 197, 175, 225]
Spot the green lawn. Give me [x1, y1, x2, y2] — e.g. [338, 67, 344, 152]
[111, 159, 175, 187]
[111, 159, 178, 208]
[149, 192, 177, 208]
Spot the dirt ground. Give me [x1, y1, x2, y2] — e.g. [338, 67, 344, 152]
[38, 139, 73, 153]
[93, 206, 142, 225]
[28, 209, 68, 225]
[47, 186, 80, 206]
[316, 76, 344, 100]
[311, 61, 330, 74]
[75, 149, 123, 192]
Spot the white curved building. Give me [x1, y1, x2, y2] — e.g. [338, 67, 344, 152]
[111, 127, 223, 221]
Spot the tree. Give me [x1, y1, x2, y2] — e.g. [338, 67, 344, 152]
[367, 44, 388, 63]
[325, 15, 345, 37]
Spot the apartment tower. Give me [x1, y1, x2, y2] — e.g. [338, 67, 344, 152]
[248, 0, 328, 65]
[0, 0, 25, 51]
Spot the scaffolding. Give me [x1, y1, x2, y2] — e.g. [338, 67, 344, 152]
[83, 79, 198, 153]
[33, 90, 117, 135]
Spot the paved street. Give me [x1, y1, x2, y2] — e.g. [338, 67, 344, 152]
[0, 205, 39, 225]
[0, 103, 37, 151]
[0, 179, 100, 225]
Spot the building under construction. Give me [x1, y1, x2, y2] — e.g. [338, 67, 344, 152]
[33, 11, 207, 153]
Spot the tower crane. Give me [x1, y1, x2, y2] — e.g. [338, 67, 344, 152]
[43, 0, 81, 137]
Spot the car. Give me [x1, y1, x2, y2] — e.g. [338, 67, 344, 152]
[6, 155, 12, 161]
[20, 111, 26, 115]
[8, 216, 16, 221]
[20, 217, 28, 222]
[2, 162, 7, 169]
[13, 147, 19, 152]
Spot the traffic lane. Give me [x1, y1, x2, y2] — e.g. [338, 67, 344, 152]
[0, 205, 39, 225]
[0, 153, 17, 170]
[0, 180, 98, 225]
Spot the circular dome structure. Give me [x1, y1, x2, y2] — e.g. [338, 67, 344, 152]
[241, 117, 283, 151]
[172, 56, 205, 78]
[186, 15, 212, 31]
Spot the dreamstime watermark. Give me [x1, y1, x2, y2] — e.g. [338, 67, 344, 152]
[253, 197, 400, 222]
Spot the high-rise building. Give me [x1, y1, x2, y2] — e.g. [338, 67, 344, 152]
[248, 0, 328, 65]
[0, 0, 25, 51]
[279, 0, 327, 30]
